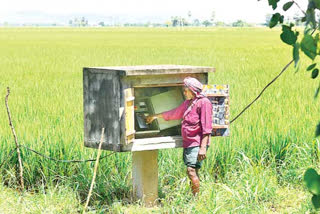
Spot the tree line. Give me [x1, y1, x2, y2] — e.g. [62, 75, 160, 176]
[68, 11, 256, 27]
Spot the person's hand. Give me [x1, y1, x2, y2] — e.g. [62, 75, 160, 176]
[198, 147, 207, 161]
[146, 115, 156, 124]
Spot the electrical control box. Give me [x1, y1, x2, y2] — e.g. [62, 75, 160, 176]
[83, 65, 217, 152]
[133, 87, 184, 138]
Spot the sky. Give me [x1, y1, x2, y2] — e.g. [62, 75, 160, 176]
[0, 0, 308, 24]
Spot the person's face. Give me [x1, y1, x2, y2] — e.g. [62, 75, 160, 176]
[183, 87, 195, 100]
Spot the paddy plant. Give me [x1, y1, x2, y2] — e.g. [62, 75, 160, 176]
[0, 27, 319, 212]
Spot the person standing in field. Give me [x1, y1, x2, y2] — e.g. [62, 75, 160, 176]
[146, 77, 213, 196]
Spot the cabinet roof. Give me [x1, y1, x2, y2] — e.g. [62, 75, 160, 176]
[84, 65, 215, 76]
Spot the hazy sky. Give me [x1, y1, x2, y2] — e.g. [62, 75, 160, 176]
[0, 0, 307, 23]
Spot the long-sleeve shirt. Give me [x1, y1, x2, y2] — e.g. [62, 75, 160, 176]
[162, 97, 213, 148]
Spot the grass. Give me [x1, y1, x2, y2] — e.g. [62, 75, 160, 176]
[0, 184, 80, 213]
[0, 27, 319, 213]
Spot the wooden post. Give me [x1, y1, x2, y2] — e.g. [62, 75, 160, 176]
[5, 87, 24, 190]
[132, 150, 158, 207]
[83, 128, 105, 213]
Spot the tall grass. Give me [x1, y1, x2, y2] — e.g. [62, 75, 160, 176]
[0, 27, 319, 212]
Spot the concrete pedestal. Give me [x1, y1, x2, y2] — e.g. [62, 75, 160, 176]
[132, 150, 158, 206]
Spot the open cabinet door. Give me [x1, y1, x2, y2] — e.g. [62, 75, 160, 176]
[203, 84, 230, 137]
[125, 88, 135, 144]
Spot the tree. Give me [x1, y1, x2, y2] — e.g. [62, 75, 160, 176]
[98, 21, 105, 27]
[181, 18, 189, 26]
[260, 0, 319, 99]
[193, 19, 201, 26]
[74, 18, 79, 27]
[232, 20, 246, 27]
[202, 20, 212, 27]
[260, 0, 320, 209]
[211, 11, 216, 24]
[188, 11, 192, 18]
[188, 11, 192, 24]
[293, 12, 301, 26]
[81, 17, 86, 27]
[171, 16, 179, 27]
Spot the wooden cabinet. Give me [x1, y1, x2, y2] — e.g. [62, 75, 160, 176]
[83, 65, 216, 152]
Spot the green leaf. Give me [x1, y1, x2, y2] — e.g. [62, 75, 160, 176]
[309, 179, 320, 195]
[315, 84, 320, 98]
[269, 13, 281, 28]
[305, 168, 319, 183]
[280, 25, 298, 45]
[312, 195, 320, 209]
[312, 68, 319, 78]
[294, 59, 301, 73]
[316, 33, 320, 44]
[306, 8, 316, 28]
[313, 0, 320, 9]
[307, 63, 317, 71]
[305, 26, 314, 34]
[301, 34, 317, 60]
[302, 16, 307, 22]
[304, 168, 320, 195]
[316, 122, 320, 137]
[293, 43, 300, 67]
[283, 1, 294, 11]
[268, 0, 280, 9]
[279, 15, 284, 24]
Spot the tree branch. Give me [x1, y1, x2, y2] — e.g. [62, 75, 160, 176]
[293, 1, 306, 16]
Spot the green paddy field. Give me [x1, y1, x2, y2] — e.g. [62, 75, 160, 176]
[0, 27, 319, 213]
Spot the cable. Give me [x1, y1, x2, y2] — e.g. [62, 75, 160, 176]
[8, 59, 294, 163]
[20, 145, 116, 163]
[230, 59, 294, 124]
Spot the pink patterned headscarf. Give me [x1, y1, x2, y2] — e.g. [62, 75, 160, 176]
[183, 77, 205, 98]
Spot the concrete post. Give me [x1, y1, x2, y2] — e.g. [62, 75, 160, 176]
[132, 150, 158, 206]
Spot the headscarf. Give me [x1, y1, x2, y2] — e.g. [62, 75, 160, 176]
[183, 77, 205, 98]
[183, 77, 206, 118]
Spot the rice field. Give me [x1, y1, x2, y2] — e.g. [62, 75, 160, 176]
[0, 27, 320, 213]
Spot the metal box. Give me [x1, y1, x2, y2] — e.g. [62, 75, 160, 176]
[83, 65, 215, 152]
[203, 85, 230, 137]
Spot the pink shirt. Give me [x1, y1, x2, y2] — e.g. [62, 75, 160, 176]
[162, 97, 213, 148]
